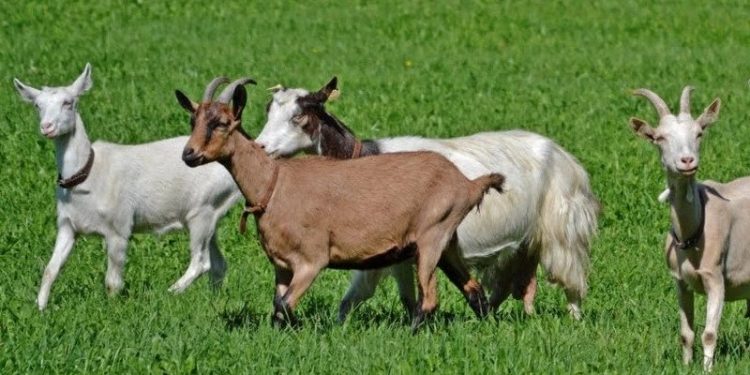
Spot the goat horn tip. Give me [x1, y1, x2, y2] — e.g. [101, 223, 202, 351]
[267, 84, 284, 91]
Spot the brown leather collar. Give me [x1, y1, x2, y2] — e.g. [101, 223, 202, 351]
[58, 148, 95, 189]
[239, 164, 280, 234]
[670, 192, 705, 250]
[352, 139, 363, 158]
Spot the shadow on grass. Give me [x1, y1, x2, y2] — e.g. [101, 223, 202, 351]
[219, 303, 264, 331]
[717, 332, 750, 359]
[217, 294, 591, 332]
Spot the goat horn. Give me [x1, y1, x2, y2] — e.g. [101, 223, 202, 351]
[633, 88, 671, 118]
[679, 86, 694, 115]
[203, 77, 230, 102]
[217, 77, 258, 103]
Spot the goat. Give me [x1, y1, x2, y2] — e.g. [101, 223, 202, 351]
[629, 86, 742, 371]
[255, 77, 599, 320]
[175, 77, 505, 329]
[13, 64, 240, 310]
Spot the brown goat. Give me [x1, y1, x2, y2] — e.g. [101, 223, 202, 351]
[175, 77, 506, 330]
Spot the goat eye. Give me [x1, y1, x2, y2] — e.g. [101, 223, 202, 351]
[697, 132, 703, 139]
[653, 135, 665, 143]
[62, 100, 73, 108]
[292, 114, 305, 125]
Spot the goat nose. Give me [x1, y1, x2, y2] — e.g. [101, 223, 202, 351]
[182, 147, 195, 160]
[681, 156, 694, 165]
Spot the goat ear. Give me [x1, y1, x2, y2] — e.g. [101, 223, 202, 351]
[70, 63, 93, 96]
[13, 78, 41, 103]
[320, 77, 338, 99]
[175, 90, 197, 113]
[629, 117, 656, 141]
[307, 77, 339, 104]
[696, 98, 720, 129]
[232, 85, 248, 119]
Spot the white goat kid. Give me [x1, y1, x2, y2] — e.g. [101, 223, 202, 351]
[629, 86, 745, 371]
[256, 79, 599, 320]
[14, 64, 240, 310]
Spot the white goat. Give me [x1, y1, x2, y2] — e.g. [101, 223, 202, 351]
[256, 78, 599, 320]
[13, 64, 240, 310]
[629, 86, 744, 371]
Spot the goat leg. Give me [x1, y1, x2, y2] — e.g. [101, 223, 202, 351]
[104, 234, 129, 295]
[510, 249, 538, 315]
[38, 222, 76, 310]
[271, 267, 296, 328]
[338, 269, 388, 323]
[676, 280, 695, 365]
[273, 263, 324, 329]
[411, 274, 438, 333]
[437, 246, 488, 318]
[700, 273, 725, 372]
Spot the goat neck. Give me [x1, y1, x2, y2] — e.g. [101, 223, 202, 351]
[317, 115, 378, 158]
[55, 113, 93, 183]
[666, 172, 703, 247]
[221, 130, 279, 208]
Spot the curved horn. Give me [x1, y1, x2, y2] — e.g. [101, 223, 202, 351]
[679, 86, 694, 115]
[217, 77, 257, 103]
[633, 88, 671, 118]
[202, 77, 230, 102]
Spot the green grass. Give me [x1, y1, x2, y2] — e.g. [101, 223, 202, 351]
[2, 0, 750, 373]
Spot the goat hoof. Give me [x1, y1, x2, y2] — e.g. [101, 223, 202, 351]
[400, 297, 417, 320]
[468, 290, 489, 319]
[272, 296, 300, 329]
[271, 311, 301, 329]
[410, 309, 433, 333]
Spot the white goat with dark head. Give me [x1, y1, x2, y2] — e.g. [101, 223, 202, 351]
[13, 64, 240, 310]
[629, 86, 747, 371]
[256, 78, 599, 320]
[176, 77, 502, 330]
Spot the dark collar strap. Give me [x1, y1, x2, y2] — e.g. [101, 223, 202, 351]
[670, 192, 705, 250]
[239, 165, 280, 234]
[58, 148, 95, 189]
[352, 139, 363, 159]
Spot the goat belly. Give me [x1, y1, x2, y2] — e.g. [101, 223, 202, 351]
[327, 243, 417, 270]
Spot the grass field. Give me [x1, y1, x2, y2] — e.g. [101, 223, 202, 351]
[2, 0, 750, 373]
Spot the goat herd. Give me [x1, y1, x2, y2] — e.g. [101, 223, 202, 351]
[11, 64, 747, 370]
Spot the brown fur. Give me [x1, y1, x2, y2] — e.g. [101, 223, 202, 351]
[176, 80, 505, 329]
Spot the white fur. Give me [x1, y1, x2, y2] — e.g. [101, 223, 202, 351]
[630, 86, 729, 371]
[14, 64, 240, 310]
[257, 88, 599, 319]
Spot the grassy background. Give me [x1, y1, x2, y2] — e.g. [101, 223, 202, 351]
[2, 0, 750, 373]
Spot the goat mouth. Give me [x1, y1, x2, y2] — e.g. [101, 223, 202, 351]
[678, 167, 698, 176]
[183, 155, 205, 167]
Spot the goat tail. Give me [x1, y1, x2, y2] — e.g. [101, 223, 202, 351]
[532, 146, 599, 305]
[468, 173, 506, 211]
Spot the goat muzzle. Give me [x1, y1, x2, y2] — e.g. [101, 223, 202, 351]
[182, 147, 204, 167]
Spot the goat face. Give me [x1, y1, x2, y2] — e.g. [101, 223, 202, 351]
[176, 77, 254, 167]
[14, 63, 92, 139]
[629, 87, 720, 178]
[256, 77, 338, 158]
